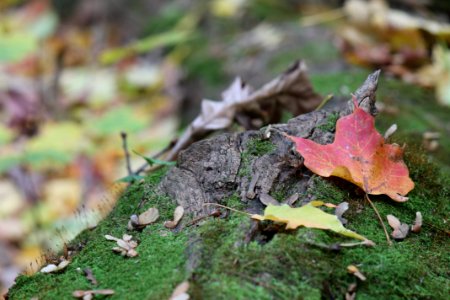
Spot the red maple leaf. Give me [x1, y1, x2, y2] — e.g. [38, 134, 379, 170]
[287, 97, 414, 202]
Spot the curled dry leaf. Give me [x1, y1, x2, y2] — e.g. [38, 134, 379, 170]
[283, 193, 299, 206]
[138, 207, 159, 225]
[128, 207, 160, 230]
[259, 193, 280, 206]
[347, 265, 366, 281]
[105, 234, 138, 257]
[387, 215, 409, 240]
[411, 212, 422, 233]
[164, 206, 184, 229]
[40, 259, 70, 273]
[164, 61, 321, 161]
[345, 283, 357, 300]
[169, 281, 190, 300]
[383, 124, 397, 139]
[335, 202, 349, 225]
[84, 268, 98, 285]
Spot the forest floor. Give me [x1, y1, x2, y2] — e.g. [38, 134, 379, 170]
[8, 69, 450, 299]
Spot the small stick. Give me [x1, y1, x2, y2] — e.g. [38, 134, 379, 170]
[365, 194, 392, 245]
[120, 132, 132, 177]
[314, 94, 334, 111]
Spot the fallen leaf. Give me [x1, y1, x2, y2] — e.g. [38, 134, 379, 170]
[40, 259, 70, 273]
[345, 282, 357, 300]
[387, 214, 409, 240]
[347, 265, 366, 281]
[411, 212, 422, 233]
[164, 206, 184, 229]
[138, 207, 159, 225]
[72, 289, 114, 299]
[335, 202, 349, 225]
[287, 96, 414, 202]
[169, 281, 190, 300]
[283, 193, 299, 206]
[252, 203, 368, 240]
[84, 268, 97, 285]
[259, 193, 280, 206]
[165, 61, 321, 160]
[105, 234, 138, 257]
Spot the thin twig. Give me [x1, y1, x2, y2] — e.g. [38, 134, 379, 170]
[120, 132, 132, 177]
[314, 94, 334, 111]
[365, 194, 392, 245]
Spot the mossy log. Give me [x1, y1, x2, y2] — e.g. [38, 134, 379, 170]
[159, 72, 380, 216]
[8, 71, 449, 300]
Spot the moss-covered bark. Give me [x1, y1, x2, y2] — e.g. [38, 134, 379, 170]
[8, 75, 450, 300]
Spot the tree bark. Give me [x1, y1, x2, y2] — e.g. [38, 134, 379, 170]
[159, 71, 380, 216]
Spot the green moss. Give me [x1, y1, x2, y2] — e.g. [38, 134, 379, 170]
[238, 138, 276, 177]
[9, 169, 189, 300]
[192, 145, 449, 298]
[317, 112, 340, 132]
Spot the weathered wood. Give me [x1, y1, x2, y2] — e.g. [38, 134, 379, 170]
[159, 71, 380, 216]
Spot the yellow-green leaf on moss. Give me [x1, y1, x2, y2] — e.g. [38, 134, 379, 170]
[252, 204, 366, 240]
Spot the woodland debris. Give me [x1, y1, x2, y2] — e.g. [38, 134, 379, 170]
[387, 215, 409, 240]
[287, 95, 414, 202]
[345, 283, 358, 300]
[163, 60, 321, 161]
[422, 131, 440, 152]
[164, 206, 184, 229]
[83, 268, 98, 286]
[347, 265, 366, 281]
[128, 207, 159, 230]
[411, 212, 422, 233]
[169, 281, 190, 300]
[40, 258, 70, 274]
[335, 202, 349, 225]
[259, 193, 299, 207]
[72, 289, 114, 300]
[104, 234, 138, 257]
[252, 203, 368, 241]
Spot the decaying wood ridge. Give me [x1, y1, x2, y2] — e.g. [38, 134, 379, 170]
[159, 70, 380, 216]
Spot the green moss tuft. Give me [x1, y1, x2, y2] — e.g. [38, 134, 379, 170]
[238, 138, 276, 177]
[9, 169, 189, 300]
[317, 112, 340, 132]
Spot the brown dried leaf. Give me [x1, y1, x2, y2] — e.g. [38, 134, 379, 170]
[165, 61, 320, 160]
[411, 212, 422, 233]
[106, 234, 139, 257]
[387, 215, 409, 240]
[40, 259, 70, 273]
[164, 206, 184, 229]
[259, 193, 280, 206]
[72, 289, 114, 298]
[335, 202, 349, 225]
[283, 193, 299, 206]
[169, 281, 190, 300]
[84, 268, 98, 285]
[347, 265, 366, 281]
[138, 207, 159, 225]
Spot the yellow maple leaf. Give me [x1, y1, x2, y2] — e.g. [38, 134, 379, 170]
[252, 203, 366, 240]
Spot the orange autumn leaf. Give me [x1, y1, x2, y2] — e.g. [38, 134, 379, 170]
[287, 96, 414, 202]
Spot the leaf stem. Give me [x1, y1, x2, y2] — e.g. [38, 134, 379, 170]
[365, 194, 392, 245]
